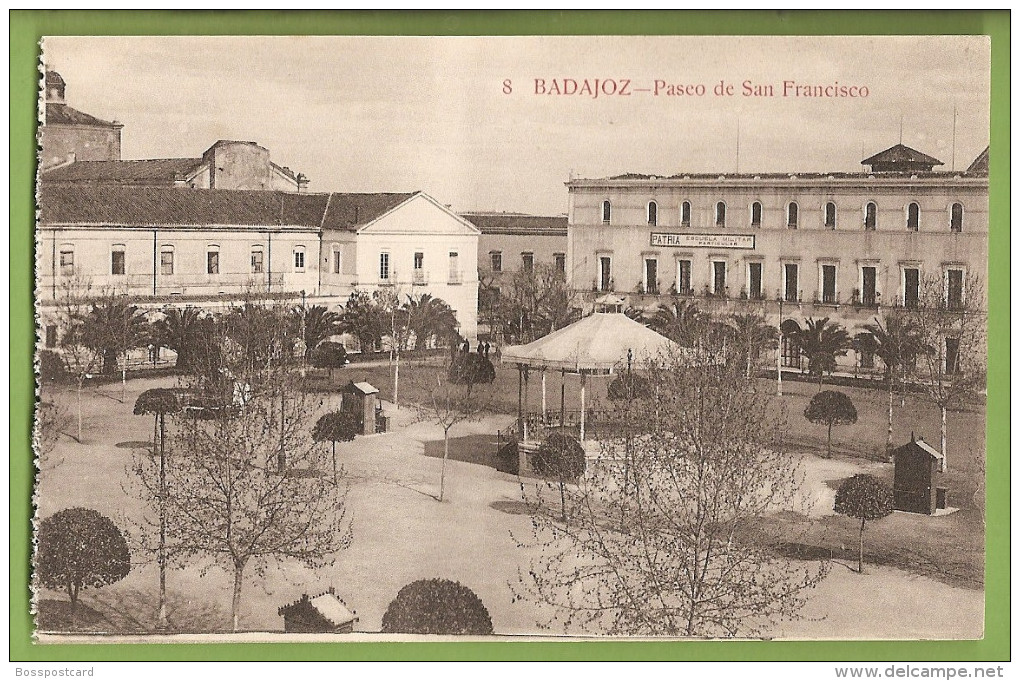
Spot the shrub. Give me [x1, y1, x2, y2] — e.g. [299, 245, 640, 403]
[448, 353, 496, 386]
[36, 508, 131, 622]
[834, 474, 894, 574]
[310, 341, 348, 377]
[381, 578, 493, 635]
[607, 373, 651, 400]
[312, 411, 359, 482]
[38, 350, 67, 382]
[804, 390, 858, 457]
[534, 433, 587, 521]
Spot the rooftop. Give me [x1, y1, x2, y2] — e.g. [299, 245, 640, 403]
[44, 103, 122, 129]
[461, 212, 568, 236]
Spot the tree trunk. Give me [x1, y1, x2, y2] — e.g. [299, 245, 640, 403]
[559, 480, 567, 523]
[394, 351, 400, 410]
[76, 377, 84, 443]
[886, 376, 894, 453]
[157, 412, 168, 630]
[826, 420, 833, 458]
[941, 405, 948, 472]
[858, 517, 866, 574]
[121, 355, 127, 404]
[231, 561, 245, 633]
[67, 580, 79, 627]
[332, 441, 337, 485]
[439, 429, 450, 502]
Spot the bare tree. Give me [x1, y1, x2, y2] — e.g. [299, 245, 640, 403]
[52, 276, 104, 442]
[906, 273, 986, 470]
[407, 359, 495, 502]
[128, 302, 350, 632]
[34, 400, 71, 471]
[515, 345, 827, 637]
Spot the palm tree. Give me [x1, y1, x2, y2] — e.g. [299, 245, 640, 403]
[80, 297, 150, 402]
[646, 298, 705, 347]
[863, 315, 922, 452]
[729, 313, 778, 378]
[405, 294, 459, 349]
[153, 306, 204, 371]
[786, 317, 851, 389]
[293, 305, 341, 359]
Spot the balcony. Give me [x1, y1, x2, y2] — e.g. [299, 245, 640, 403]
[448, 271, 463, 285]
[412, 270, 428, 286]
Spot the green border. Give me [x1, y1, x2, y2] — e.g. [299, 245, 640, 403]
[10, 10, 1010, 662]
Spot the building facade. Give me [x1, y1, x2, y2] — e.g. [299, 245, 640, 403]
[566, 144, 989, 370]
[39, 70, 123, 170]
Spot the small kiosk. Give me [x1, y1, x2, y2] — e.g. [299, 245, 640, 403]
[278, 588, 358, 633]
[892, 435, 947, 515]
[341, 381, 383, 435]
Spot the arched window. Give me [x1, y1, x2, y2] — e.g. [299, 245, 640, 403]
[750, 201, 762, 227]
[824, 202, 837, 229]
[864, 202, 877, 231]
[906, 203, 920, 232]
[950, 203, 964, 232]
[681, 201, 692, 226]
[715, 201, 726, 227]
[787, 202, 799, 229]
[602, 200, 612, 224]
[647, 200, 658, 226]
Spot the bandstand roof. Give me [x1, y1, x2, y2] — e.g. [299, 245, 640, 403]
[501, 312, 680, 373]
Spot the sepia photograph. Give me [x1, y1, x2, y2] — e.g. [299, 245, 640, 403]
[30, 32, 992, 645]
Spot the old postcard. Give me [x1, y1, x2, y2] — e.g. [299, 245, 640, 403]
[32, 34, 990, 642]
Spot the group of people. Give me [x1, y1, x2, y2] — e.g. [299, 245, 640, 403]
[457, 339, 496, 358]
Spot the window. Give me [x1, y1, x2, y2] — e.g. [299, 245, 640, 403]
[602, 200, 612, 224]
[821, 264, 837, 304]
[677, 259, 692, 294]
[554, 253, 566, 274]
[945, 337, 960, 374]
[449, 251, 460, 283]
[907, 203, 920, 232]
[599, 256, 612, 291]
[160, 247, 174, 276]
[784, 263, 799, 302]
[45, 325, 58, 349]
[207, 246, 220, 275]
[950, 203, 964, 232]
[414, 252, 424, 270]
[712, 261, 727, 295]
[824, 202, 837, 229]
[864, 202, 877, 231]
[903, 267, 920, 308]
[747, 262, 763, 299]
[379, 252, 390, 281]
[751, 202, 762, 228]
[111, 246, 126, 276]
[332, 248, 342, 274]
[715, 202, 726, 227]
[787, 202, 799, 229]
[58, 246, 74, 276]
[647, 201, 658, 226]
[681, 201, 692, 227]
[251, 248, 264, 274]
[861, 266, 877, 306]
[490, 251, 502, 272]
[644, 258, 658, 294]
[946, 269, 964, 310]
[522, 252, 534, 273]
[293, 247, 306, 272]
[860, 346, 875, 370]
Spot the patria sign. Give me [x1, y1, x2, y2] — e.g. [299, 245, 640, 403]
[650, 233, 756, 249]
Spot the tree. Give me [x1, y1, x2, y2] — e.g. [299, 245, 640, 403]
[729, 313, 778, 378]
[533, 433, 587, 521]
[152, 306, 205, 372]
[409, 362, 495, 502]
[133, 388, 182, 629]
[312, 411, 359, 483]
[54, 278, 106, 442]
[786, 317, 851, 388]
[448, 352, 496, 392]
[804, 390, 858, 458]
[78, 295, 150, 403]
[516, 345, 827, 637]
[606, 373, 651, 400]
[404, 293, 460, 350]
[834, 474, 894, 574]
[293, 304, 341, 361]
[129, 308, 350, 632]
[862, 315, 922, 452]
[644, 297, 705, 347]
[905, 273, 986, 470]
[36, 508, 131, 625]
[339, 289, 386, 353]
[34, 400, 70, 471]
[309, 341, 349, 379]
[381, 579, 493, 635]
[492, 264, 577, 344]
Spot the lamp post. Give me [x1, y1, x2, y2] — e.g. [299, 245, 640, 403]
[776, 296, 784, 397]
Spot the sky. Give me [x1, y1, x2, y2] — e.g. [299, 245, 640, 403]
[43, 35, 990, 216]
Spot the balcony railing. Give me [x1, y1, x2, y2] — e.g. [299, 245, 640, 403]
[412, 270, 428, 286]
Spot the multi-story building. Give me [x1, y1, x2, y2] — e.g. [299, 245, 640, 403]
[566, 144, 989, 371]
[39, 70, 123, 170]
[463, 212, 568, 285]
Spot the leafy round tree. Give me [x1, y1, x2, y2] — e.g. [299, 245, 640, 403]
[381, 578, 493, 635]
[448, 353, 496, 389]
[534, 433, 587, 521]
[309, 341, 348, 379]
[834, 474, 894, 574]
[607, 373, 651, 401]
[312, 411, 359, 483]
[36, 508, 131, 623]
[804, 390, 858, 458]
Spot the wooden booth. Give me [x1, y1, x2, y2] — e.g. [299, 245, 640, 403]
[892, 435, 947, 515]
[341, 381, 386, 435]
[278, 588, 357, 633]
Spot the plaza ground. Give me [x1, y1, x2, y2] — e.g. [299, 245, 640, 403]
[33, 362, 985, 638]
